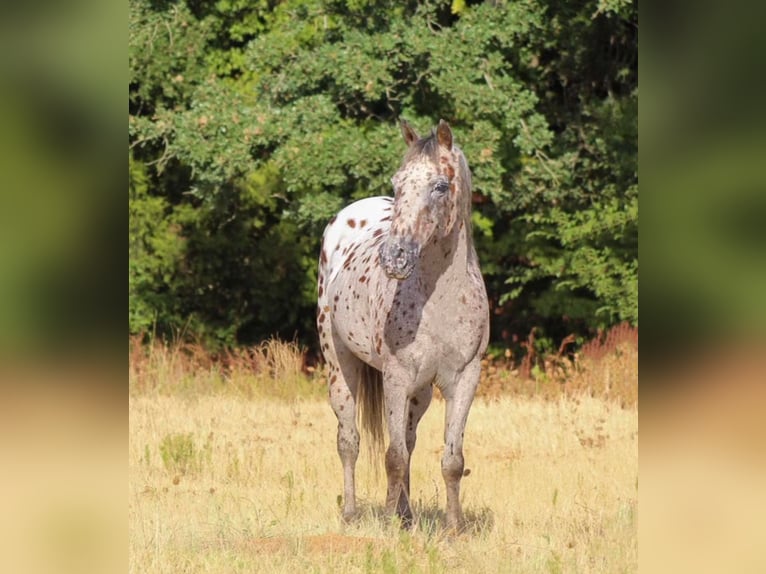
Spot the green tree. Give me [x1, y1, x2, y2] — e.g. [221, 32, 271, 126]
[129, 0, 637, 356]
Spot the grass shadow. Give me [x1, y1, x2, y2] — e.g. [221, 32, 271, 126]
[349, 499, 495, 538]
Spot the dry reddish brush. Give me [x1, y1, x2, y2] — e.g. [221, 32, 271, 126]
[477, 323, 638, 406]
[580, 322, 638, 362]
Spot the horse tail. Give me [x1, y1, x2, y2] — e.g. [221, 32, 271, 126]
[358, 363, 385, 459]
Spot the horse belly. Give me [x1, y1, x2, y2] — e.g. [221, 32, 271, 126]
[328, 275, 382, 367]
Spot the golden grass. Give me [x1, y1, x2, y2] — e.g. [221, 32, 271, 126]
[130, 394, 637, 573]
[129, 330, 637, 572]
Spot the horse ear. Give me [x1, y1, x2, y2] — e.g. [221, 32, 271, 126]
[400, 119, 419, 147]
[436, 119, 453, 151]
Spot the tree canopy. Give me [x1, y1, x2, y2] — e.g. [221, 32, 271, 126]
[129, 0, 637, 357]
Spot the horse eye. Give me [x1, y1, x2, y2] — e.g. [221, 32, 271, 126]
[434, 181, 450, 195]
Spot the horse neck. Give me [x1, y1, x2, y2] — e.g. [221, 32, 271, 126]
[420, 212, 476, 286]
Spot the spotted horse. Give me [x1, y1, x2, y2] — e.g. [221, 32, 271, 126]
[317, 120, 489, 531]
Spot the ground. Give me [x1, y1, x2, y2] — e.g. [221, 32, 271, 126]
[129, 390, 637, 573]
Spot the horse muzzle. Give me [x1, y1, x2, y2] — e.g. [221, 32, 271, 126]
[379, 237, 420, 280]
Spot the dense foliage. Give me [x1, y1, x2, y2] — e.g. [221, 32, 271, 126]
[129, 0, 637, 356]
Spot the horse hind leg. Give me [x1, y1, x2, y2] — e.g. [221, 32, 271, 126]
[326, 346, 364, 522]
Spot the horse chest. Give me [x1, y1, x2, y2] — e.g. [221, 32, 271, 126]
[379, 271, 488, 372]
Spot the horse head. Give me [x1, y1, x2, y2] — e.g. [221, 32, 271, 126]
[380, 119, 468, 280]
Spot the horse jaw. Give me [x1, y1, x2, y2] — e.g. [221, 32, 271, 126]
[379, 237, 420, 280]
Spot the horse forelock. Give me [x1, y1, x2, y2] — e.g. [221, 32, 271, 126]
[393, 128, 473, 240]
[399, 132, 468, 187]
[400, 130, 441, 167]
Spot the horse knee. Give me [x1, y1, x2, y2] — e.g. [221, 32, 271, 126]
[441, 451, 464, 482]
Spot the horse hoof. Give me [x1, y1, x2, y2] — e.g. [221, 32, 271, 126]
[398, 513, 414, 530]
[341, 510, 359, 524]
[445, 519, 467, 537]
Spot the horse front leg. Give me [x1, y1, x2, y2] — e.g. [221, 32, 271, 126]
[441, 359, 481, 532]
[404, 384, 433, 496]
[383, 372, 413, 527]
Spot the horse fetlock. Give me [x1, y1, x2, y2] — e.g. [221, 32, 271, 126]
[341, 505, 359, 524]
[385, 480, 412, 525]
[397, 502, 414, 530]
[446, 511, 466, 534]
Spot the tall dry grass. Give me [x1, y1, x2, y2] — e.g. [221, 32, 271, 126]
[129, 336, 322, 400]
[130, 323, 638, 407]
[129, 329, 638, 573]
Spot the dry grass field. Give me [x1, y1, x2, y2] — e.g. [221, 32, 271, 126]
[129, 336, 637, 573]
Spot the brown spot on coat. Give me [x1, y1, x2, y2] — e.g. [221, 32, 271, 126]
[347, 218, 356, 228]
